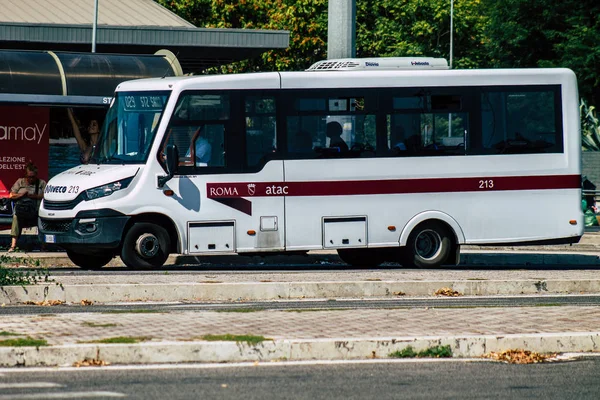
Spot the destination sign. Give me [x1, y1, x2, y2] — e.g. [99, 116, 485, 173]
[122, 93, 166, 112]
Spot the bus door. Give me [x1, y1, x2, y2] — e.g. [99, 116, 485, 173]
[162, 93, 285, 254]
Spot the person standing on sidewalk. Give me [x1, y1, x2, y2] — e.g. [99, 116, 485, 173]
[67, 108, 101, 164]
[8, 162, 46, 252]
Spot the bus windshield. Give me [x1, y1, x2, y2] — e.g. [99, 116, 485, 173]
[92, 91, 170, 164]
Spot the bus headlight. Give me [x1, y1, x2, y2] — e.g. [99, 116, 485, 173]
[85, 177, 134, 200]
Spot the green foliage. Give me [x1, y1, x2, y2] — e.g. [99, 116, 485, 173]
[581, 99, 600, 151]
[390, 346, 418, 358]
[483, 0, 600, 104]
[389, 345, 453, 358]
[357, 0, 489, 68]
[0, 261, 54, 287]
[201, 334, 272, 345]
[0, 337, 48, 347]
[87, 336, 151, 344]
[82, 322, 118, 328]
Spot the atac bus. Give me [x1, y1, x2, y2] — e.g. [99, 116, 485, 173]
[38, 58, 584, 269]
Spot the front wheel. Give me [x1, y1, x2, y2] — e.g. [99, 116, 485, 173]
[121, 222, 171, 269]
[67, 250, 113, 270]
[403, 221, 452, 268]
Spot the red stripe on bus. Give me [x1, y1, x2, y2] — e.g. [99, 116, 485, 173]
[206, 174, 581, 199]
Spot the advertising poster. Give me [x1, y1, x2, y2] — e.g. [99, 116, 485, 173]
[0, 106, 49, 197]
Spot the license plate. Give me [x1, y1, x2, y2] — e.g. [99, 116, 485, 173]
[45, 234, 55, 244]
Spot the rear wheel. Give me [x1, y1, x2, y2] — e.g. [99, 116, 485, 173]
[121, 222, 170, 269]
[337, 248, 384, 267]
[66, 250, 113, 270]
[403, 221, 452, 268]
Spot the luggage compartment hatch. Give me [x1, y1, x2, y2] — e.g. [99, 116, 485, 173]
[323, 216, 367, 249]
[188, 221, 235, 253]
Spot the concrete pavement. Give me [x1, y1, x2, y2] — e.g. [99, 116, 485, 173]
[1, 304, 599, 366]
[1, 230, 600, 367]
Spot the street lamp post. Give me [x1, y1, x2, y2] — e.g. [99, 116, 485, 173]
[92, 0, 99, 53]
[449, 0, 453, 69]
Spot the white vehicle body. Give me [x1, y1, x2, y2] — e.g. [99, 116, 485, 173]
[38, 58, 583, 269]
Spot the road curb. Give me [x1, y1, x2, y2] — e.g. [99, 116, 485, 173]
[2, 279, 600, 304]
[1, 333, 599, 367]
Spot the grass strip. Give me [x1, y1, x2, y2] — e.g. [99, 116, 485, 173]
[201, 334, 271, 346]
[0, 338, 48, 347]
[86, 336, 151, 344]
[389, 345, 452, 358]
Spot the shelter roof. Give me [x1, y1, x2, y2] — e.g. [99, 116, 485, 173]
[0, 0, 289, 73]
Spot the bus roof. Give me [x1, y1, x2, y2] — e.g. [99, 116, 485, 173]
[115, 66, 577, 93]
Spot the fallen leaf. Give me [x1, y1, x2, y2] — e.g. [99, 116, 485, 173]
[23, 300, 65, 306]
[393, 291, 406, 296]
[80, 299, 93, 306]
[73, 358, 110, 367]
[434, 287, 462, 297]
[483, 349, 557, 364]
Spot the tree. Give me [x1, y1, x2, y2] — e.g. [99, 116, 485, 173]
[356, 0, 489, 69]
[158, 0, 328, 72]
[157, 0, 489, 72]
[484, 0, 600, 104]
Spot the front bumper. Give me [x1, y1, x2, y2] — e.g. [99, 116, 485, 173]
[38, 209, 129, 254]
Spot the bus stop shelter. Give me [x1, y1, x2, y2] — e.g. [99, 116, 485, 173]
[0, 0, 289, 222]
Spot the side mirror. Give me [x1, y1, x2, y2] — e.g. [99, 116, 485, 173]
[158, 144, 179, 188]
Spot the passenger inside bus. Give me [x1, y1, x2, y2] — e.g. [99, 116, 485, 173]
[290, 130, 313, 153]
[188, 128, 212, 166]
[326, 121, 348, 152]
[389, 125, 408, 154]
[404, 134, 422, 154]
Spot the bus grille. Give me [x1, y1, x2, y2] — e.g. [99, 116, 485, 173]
[44, 196, 84, 211]
[40, 218, 72, 233]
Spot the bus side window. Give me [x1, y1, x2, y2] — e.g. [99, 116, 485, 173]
[478, 90, 559, 155]
[245, 96, 277, 167]
[163, 93, 230, 170]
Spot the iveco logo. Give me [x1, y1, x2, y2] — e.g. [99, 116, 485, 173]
[45, 185, 67, 194]
[411, 61, 430, 66]
[365, 62, 379, 67]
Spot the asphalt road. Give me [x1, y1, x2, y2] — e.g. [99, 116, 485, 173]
[4, 295, 600, 315]
[1, 358, 599, 400]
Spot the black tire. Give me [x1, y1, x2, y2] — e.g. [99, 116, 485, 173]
[403, 221, 452, 268]
[67, 250, 113, 270]
[121, 222, 170, 269]
[337, 248, 384, 267]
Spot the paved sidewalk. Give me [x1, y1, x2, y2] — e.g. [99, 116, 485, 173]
[1, 305, 599, 366]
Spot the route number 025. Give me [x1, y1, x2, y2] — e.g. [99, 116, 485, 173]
[479, 179, 494, 189]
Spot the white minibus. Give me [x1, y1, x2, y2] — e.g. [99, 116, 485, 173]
[38, 57, 584, 269]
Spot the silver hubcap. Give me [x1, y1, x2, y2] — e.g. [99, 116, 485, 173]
[135, 233, 159, 258]
[414, 229, 442, 260]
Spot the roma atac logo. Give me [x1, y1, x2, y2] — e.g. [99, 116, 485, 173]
[247, 183, 256, 196]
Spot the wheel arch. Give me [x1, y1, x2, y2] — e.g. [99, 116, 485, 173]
[122, 213, 181, 254]
[399, 211, 465, 247]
